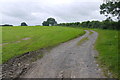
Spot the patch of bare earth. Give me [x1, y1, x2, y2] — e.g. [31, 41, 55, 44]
[21, 38, 31, 40]
[1, 37, 31, 46]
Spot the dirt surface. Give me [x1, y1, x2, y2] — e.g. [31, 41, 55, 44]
[0, 37, 31, 46]
[21, 30, 105, 78]
[2, 48, 47, 79]
[0, 65, 2, 79]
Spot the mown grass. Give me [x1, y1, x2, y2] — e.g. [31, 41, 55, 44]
[94, 29, 119, 78]
[2, 26, 85, 63]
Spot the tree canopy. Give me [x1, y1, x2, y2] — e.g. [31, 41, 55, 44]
[42, 18, 57, 26]
[21, 22, 28, 26]
[100, 1, 120, 21]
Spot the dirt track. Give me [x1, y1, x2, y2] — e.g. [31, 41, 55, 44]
[21, 30, 105, 78]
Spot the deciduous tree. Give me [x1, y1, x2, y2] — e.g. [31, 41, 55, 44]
[100, 1, 120, 21]
[42, 18, 57, 26]
[21, 22, 28, 26]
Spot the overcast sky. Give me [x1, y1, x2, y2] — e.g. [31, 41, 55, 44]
[0, 0, 106, 26]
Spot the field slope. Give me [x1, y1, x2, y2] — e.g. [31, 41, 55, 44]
[2, 26, 85, 63]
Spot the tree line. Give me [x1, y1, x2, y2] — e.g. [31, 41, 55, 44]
[57, 20, 119, 30]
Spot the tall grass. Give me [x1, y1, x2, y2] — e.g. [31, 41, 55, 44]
[2, 26, 85, 63]
[94, 29, 119, 78]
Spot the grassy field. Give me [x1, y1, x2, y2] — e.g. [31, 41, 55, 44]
[0, 27, 2, 64]
[1, 26, 119, 78]
[1, 26, 85, 63]
[94, 29, 119, 78]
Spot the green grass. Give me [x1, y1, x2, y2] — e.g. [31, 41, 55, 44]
[94, 29, 119, 78]
[89, 30, 94, 35]
[2, 26, 85, 63]
[0, 27, 2, 64]
[77, 37, 89, 45]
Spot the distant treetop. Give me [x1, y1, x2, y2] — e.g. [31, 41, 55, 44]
[21, 22, 28, 26]
[42, 18, 57, 26]
[0, 24, 13, 26]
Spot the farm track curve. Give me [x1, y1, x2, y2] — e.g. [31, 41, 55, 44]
[21, 30, 105, 78]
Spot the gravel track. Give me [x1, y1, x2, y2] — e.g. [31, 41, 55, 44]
[21, 30, 105, 78]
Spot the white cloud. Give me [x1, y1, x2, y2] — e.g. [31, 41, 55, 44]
[0, 0, 105, 26]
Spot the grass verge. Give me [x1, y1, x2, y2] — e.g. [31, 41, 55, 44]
[94, 29, 119, 78]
